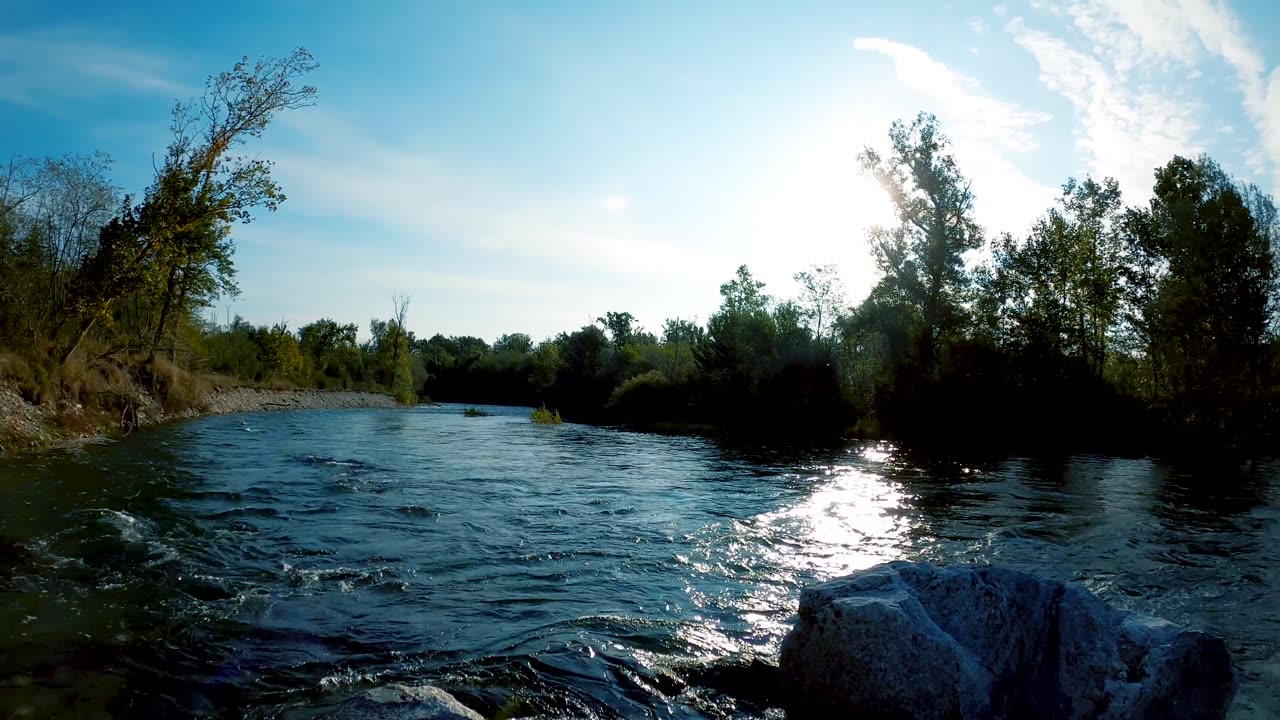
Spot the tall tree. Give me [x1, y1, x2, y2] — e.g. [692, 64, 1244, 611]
[597, 311, 637, 348]
[1123, 155, 1277, 443]
[858, 113, 983, 376]
[983, 176, 1125, 378]
[793, 263, 846, 346]
[0, 153, 118, 352]
[388, 293, 415, 404]
[696, 265, 777, 391]
[64, 48, 318, 365]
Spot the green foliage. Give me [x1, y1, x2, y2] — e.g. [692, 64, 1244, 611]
[463, 407, 491, 417]
[9, 100, 1280, 456]
[1121, 155, 1277, 446]
[597, 311, 638, 348]
[530, 404, 562, 424]
[981, 176, 1126, 377]
[605, 369, 680, 422]
[259, 323, 303, 382]
[794, 264, 846, 345]
[59, 49, 318, 365]
[493, 333, 532, 354]
[0, 153, 119, 356]
[858, 112, 983, 377]
[391, 337, 416, 405]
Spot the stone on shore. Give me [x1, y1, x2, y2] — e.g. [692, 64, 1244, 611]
[323, 684, 484, 720]
[779, 560, 1235, 720]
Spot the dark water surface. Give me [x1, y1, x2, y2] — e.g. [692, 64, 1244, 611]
[1, 404, 1277, 718]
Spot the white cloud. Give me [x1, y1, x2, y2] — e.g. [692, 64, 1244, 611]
[0, 31, 190, 108]
[1011, 25, 1200, 199]
[263, 111, 720, 281]
[968, 18, 990, 34]
[1014, 0, 1280, 194]
[993, 3, 1009, 16]
[854, 37, 1052, 153]
[850, 38, 1058, 238]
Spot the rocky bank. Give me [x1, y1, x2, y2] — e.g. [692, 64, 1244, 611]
[0, 381, 397, 454]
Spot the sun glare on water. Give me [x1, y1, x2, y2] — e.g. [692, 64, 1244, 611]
[757, 465, 909, 578]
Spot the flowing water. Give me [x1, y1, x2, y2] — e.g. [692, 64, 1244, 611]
[0, 404, 1277, 718]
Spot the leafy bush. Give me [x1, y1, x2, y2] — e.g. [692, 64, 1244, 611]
[530, 404, 562, 424]
[463, 407, 492, 417]
[606, 369, 684, 422]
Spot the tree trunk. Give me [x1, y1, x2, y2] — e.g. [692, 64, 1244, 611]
[60, 316, 97, 365]
[148, 265, 180, 365]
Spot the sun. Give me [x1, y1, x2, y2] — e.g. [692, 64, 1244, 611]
[748, 111, 899, 298]
[603, 194, 630, 213]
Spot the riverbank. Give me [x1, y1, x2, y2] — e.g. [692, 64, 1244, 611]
[0, 381, 396, 455]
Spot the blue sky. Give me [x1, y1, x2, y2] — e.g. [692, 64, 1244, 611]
[3, 0, 1279, 343]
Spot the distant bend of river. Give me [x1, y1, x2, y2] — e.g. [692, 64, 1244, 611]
[0, 403, 1276, 718]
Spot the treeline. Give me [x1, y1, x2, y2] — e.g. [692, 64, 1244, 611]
[3, 45, 1279, 456]
[385, 113, 1280, 454]
[201, 296, 419, 404]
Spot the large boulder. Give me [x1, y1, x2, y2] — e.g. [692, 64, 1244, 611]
[779, 561, 1234, 719]
[323, 684, 484, 720]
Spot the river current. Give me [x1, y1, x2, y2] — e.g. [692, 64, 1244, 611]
[0, 404, 1276, 718]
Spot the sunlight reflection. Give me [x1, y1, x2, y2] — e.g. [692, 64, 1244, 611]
[756, 466, 908, 578]
[860, 444, 894, 463]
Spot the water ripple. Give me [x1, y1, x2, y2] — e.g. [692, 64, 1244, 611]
[0, 406, 1275, 718]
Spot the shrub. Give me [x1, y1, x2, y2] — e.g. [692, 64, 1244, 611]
[15, 360, 54, 405]
[150, 357, 211, 413]
[531, 404, 562, 424]
[606, 369, 690, 423]
[463, 407, 491, 417]
[268, 377, 296, 391]
[392, 385, 417, 406]
[0, 352, 34, 384]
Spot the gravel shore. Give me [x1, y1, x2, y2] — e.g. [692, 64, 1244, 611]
[202, 387, 397, 415]
[1, 382, 398, 454]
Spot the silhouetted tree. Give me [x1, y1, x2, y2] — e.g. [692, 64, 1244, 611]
[858, 112, 982, 378]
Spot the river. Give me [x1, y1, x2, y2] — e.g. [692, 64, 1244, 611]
[0, 404, 1276, 718]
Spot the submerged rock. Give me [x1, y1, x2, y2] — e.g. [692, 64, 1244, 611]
[779, 561, 1235, 720]
[684, 656, 784, 709]
[324, 684, 484, 720]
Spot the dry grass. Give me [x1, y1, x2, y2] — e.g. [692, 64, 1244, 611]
[267, 377, 297, 391]
[199, 373, 251, 391]
[150, 356, 211, 413]
[0, 352, 34, 384]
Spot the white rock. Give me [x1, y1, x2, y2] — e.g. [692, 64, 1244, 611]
[779, 561, 1235, 719]
[324, 684, 484, 720]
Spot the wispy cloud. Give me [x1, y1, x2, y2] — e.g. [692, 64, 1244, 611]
[854, 37, 1051, 153]
[0, 30, 190, 108]
[263, 111, 720, 282]
[851, 37, 1058, 236]
[1012, 0, 1280, 194]
[1009, 19, 1201, 199]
